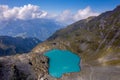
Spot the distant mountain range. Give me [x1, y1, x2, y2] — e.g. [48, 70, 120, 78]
[0, 19, 65, 41]
[0, 36, 41, 56]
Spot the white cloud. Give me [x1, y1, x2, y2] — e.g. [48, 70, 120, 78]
[0, 4, 47, 20]
[73, 6, 99, 21]
[56, 6, 99, 24]
[56, 10, 74, 23]
[0, 4, 99, 24]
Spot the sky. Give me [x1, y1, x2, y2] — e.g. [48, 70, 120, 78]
[0, 0, 120, 24]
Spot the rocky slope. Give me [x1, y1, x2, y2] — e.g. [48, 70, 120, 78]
[0, 52, 49, 80]
[32, 5, 120, 80]
[0, 36, 41, 56]
[0, 5, 120, 80]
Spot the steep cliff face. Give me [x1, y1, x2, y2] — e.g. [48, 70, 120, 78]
[32, 6, 120, 80]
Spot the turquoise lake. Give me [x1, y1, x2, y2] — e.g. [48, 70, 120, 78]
[44, 49, 81, 78]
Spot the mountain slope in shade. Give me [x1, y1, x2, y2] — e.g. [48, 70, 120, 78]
[0, 36, 41, 56]
[32, 5, 120, 80]
[0, 19, 64, 40]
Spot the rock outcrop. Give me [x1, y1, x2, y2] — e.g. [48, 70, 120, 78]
[0, 53, 49, 80]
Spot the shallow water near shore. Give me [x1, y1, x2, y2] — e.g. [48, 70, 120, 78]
[44, 49, 81, 78]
